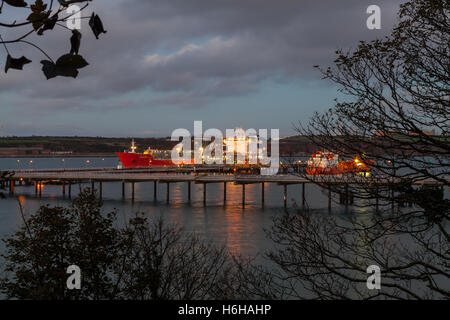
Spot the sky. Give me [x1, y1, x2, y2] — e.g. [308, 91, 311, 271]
[0, 0, 405, 137]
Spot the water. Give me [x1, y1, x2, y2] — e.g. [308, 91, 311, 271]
[1, 157, 449, 299]
[0, 157, 361, 258]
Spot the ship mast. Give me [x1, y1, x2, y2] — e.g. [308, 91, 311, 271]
[130, 139, 137, 153]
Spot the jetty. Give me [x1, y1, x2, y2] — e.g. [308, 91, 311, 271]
[3, 167, 448, 210]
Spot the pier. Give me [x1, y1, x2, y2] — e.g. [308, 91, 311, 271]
[4, 167, 448, 210]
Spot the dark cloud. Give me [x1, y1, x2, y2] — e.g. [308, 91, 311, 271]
[0, 0, 406, 132]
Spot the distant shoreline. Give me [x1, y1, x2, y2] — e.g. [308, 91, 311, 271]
[0, 153, 305, 159]
[0, 153, 118, 158]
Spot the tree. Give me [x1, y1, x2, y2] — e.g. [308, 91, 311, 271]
[115, 216, 236, 300]
[1, 189, 119, 299]
[0, 188, 241, 300]
[0, 0, 106, 79]
[241, 0, 449, 299]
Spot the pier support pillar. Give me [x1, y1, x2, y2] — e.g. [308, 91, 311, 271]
[283, 184, 287, 209]
[154, 181, 157, 201]
[203, 183, 207, 205]
[131, 182, 135, 202]
[99, 182, 103, 200]
[302, 183, 305, 206]
[91, 181, 95, 196]
[261, 183, 265, 206]
[223, 182, 227, 205]
[62, 181, 66, 198]
[242, 184, 246, 208]
[391, 187, 395, 211]
[38, 181, 42, 198]
[344, 184, 349, 206]
[375, 186, 379, 213]
[122, 181, 125, 199]
[188, 181, 191, 202]
[9, 180, 14, 195]
[166, 183, 170, 204]
[34, 181, 38, 196]
[328, 188, 332, 211]
[68, 183, 72, 199]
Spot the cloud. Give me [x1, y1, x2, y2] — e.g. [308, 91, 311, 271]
[0, 0, 406, 135]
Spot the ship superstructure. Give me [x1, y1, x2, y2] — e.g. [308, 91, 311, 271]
[306, 151, 372, 175]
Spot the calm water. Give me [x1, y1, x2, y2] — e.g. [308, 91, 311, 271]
[2, 157, 449, 299]
[0, 157, 388, 258]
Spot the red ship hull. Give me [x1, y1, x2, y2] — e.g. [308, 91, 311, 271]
[305, 159, 373, 175]
[117, 152, 193, 168]
[306, 167, 342, 175]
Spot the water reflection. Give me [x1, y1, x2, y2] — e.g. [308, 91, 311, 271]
[2, 157, 447, 260]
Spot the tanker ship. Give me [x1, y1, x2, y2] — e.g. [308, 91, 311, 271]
[116, 139, 193, 168]
[305, 151, 372, 175]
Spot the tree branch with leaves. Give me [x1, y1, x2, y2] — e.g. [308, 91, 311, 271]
[0, 0, 106, 79]
[230, 0, 449, 300]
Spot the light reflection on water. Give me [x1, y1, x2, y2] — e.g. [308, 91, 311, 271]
[0, 157, 396, 259]
[1, 157, 449, 299]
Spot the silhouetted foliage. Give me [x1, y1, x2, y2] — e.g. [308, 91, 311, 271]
[270, 0, 450, 299]
[115, 217, 236, 300]
[0, 189, 119, 299]
[0, 188, 242, 300]
[0, 0, 106, 79]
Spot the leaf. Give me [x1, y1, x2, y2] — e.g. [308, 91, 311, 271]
[30, 0, 47, 13]
[3, 0, 27, 7]
[70, 30, 82, 55]
[40, 53, 88, 80]
[56, 53, 89, 69]
[27, 12, 49, 31]
[5, 55, 32, 73]
[37, 13, 58, 36]
[41, 60, 79, 80]
[27, 0, 49, 30]
[89, 12, 107, 39]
